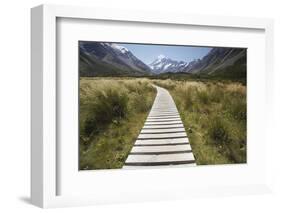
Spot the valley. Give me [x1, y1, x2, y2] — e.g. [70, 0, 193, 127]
[79, 41, 246, 81]
[79, 77, 246, 169]
[78, 41, 247, 170]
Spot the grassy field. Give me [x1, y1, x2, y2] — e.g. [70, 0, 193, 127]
[79, 77, 246, 170]
[153, 79, 247, 165]
[79, 78, 156, 170]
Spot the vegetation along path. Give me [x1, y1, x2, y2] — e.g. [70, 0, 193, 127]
[123, 85, 196, 169]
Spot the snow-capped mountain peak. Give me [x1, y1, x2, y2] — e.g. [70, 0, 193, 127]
[149, 55, 188, 74]
[157, 54, 167, 60]
[150, 55, 168, 65]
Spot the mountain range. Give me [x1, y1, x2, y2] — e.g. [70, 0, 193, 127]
[79, 42, 246, 78]
[79, 42, 151, 76]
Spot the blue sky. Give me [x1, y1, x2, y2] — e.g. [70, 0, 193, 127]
[119, 43, 212, 65]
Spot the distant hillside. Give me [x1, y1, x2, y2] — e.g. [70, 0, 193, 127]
[184, 47, 247, 78]
[79, 42, 152, 77]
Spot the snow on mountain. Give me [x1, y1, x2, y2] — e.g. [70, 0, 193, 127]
[157, 54, 166, 60]
[108, 43, 129, 54]
[79, 42, 152, 76]
[149, 55, 188, 74]
[149, 47, 246, 76]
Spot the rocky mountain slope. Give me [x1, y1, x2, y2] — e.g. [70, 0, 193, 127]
[184, 47, 246, 76]
[79, 42, 152, 76]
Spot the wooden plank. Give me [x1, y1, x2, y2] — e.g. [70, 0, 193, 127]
[138, 132, 187, 139]
[131, 144, 192, 153]
[147, 115, 180, 119]
[149, 113, 178, 116]
[125, 152, 195, 163]
[142, 124, 184, 129]
[146, 118, 182, 122]
[135, 137, 189, 145]
[141, 127, 185, 133]
[149, 110, 178, 113]
[145, 121, 183, 125]
[123, 163, 196, 169]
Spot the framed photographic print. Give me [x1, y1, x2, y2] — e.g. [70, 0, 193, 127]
[31, 4, 274, 208]
[78, 41, 246, 170]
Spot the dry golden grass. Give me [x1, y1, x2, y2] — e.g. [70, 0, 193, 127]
[79, 77, 246, 169]
[79, 77, 156, 170]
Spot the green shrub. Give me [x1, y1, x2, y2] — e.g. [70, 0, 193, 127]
[222, 90, 246, 121]
[82, 88, 129, 137]
[228, 97, 246, 121]
[183, 89, 194, 110]
[130, 93, 149, 113]
[100, 88, 129, 119]
[179, 86, 197, 111]
[196, 89, 209, 105]
[207, 115, 230, 144]
[209, 85, 224, 102]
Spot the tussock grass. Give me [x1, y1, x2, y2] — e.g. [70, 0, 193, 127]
[80, 76, 246, 169]
[79, 78, 156, 170]
[154, 79, 246, 165]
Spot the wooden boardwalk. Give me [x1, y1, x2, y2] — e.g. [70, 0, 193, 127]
[123, 85, 196, 169]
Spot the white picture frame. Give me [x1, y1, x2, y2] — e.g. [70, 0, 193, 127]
[31, 4, 274, 208]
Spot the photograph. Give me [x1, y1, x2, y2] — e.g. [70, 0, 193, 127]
[79, 41, 247, 170]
